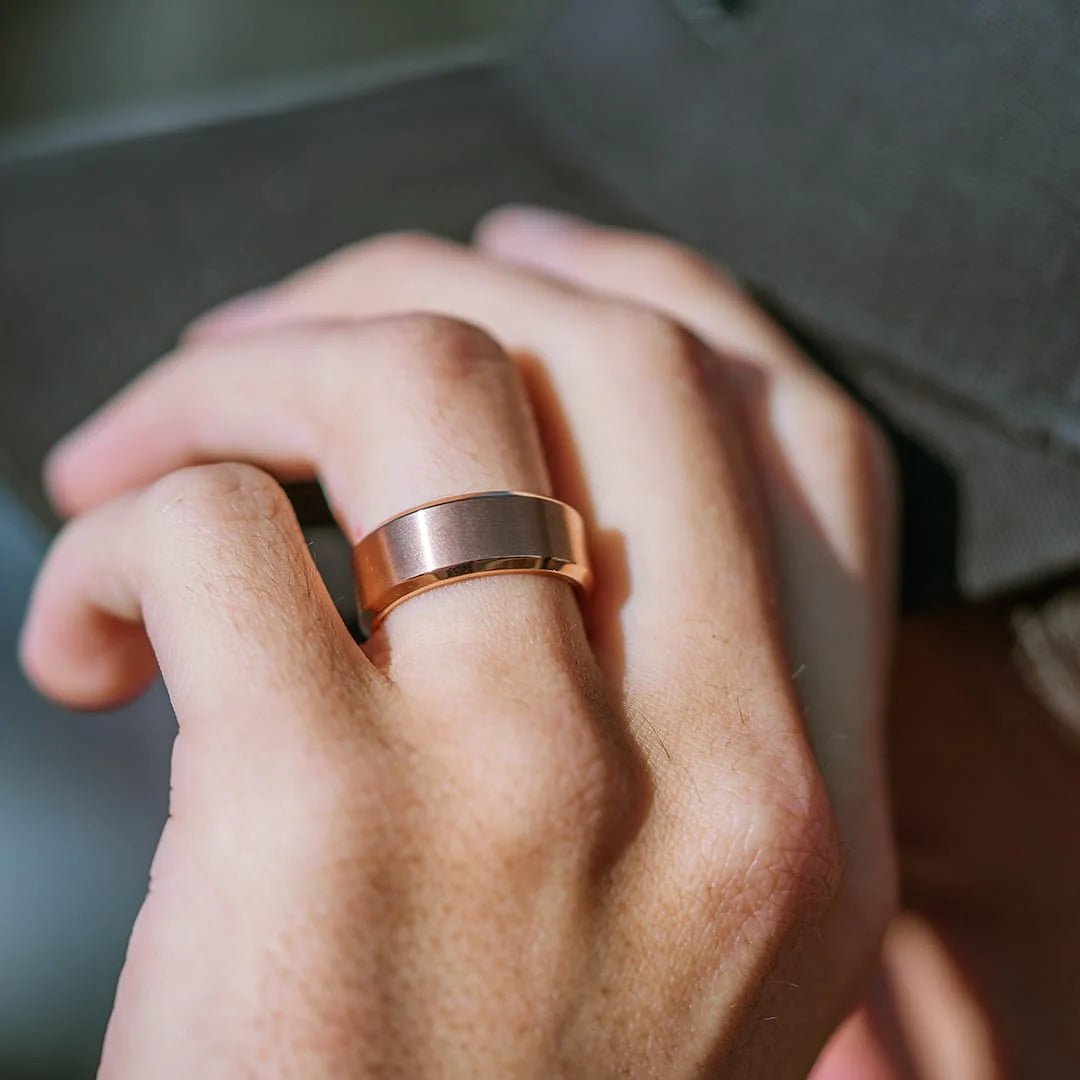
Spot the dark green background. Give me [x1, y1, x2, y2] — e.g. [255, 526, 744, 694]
[0, 1, 533, 134]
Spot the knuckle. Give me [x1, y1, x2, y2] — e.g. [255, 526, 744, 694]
[804, 379, 887, 470]
[831, 393, 899, 513]
[592, 301, 707, 384]
[595, 301, 680, 352]
[360, 228, 455, 264]
[761, 771, 843, 906]
[675, 740, 843, 938]
[828, 393, 871, 449]
[290, 230, 455, 295]
[736, 756, 844, 930]
[146, 462, 291, 536]
[142, 464, 308, 598]
[855, 407, 898, 506]
[628, 236, 735, 294]
[381, 312, 509, 383]
[786, 374, 898, 509]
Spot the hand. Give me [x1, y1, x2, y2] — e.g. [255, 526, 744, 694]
[23, 209, 896, 1077]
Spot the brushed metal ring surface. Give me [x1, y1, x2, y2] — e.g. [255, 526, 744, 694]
[353, 491, 593, 628]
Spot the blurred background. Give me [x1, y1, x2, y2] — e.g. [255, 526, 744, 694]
[0, 4, 533, 1077]
[0, 1, 532, 137]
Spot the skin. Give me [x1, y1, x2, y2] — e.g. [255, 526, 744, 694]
[21, 209, 903, 1076]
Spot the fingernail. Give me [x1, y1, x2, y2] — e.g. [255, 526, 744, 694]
[183, 286, 276, 341]
[477, 204, 588, 251]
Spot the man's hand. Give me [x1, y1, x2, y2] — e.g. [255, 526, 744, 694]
[21, 209, 896, 1077]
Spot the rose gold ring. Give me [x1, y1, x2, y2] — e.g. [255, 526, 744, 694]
[353, 491, 592, 629]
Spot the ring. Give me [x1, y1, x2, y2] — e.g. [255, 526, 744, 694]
[353, 491, 593, 628]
